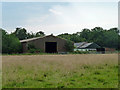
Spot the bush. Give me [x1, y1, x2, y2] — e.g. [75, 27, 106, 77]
[28, 43, 43, 53]
[28, 48, 43, 53]
[73, 50, 89, 54]
[28, 49, 36, 53]
[2, 30, 22, 54]
[28, 43, 35, 50]
[65, 40, 74, 52]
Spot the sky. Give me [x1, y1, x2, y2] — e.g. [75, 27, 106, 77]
[2, 1, 118, 35]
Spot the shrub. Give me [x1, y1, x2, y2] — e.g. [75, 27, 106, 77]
[73, 50, 89, 54]
[28, 43, 35, 50]
[28, 43, 43, 53]
[2, 30, 22, 54]
[28, 48, 43, 53]
[65, 40, 74, 52]
[28, 49, 36, 53]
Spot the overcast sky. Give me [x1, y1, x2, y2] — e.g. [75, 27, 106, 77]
[2, 1, 118, 35]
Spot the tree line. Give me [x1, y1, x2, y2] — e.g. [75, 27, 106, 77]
[58, 27, 120, 49]
[1, 27, 120, 54]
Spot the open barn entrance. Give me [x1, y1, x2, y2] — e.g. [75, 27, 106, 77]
[45, 42, 57, 53]
[97, 48, 105, 54]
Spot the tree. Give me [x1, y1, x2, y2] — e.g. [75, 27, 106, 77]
[70, 33, 86, 43]
[12, 27, 27, 40]
[65, 40, 74, 52]
[2, 29, 22, 54]
[80, 28, 91, 40]
[103, 29, 118, 48]
[27, 31, 45, 39]
[118, 35, 120, 50]
[91, 27, 104, 32]
[58, 33, 71, 40]
[36, 31, 45, 37]
[27, 32, 35, 39]
[109, 28, 119, 34]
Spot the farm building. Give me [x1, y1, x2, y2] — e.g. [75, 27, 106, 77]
[20, 35, 68, 53]
[74, 42, 101, 51]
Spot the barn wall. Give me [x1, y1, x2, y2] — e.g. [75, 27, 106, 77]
[21, 42, 28, 53]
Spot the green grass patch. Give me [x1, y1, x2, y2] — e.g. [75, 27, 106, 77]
[2, 64, 118, 88]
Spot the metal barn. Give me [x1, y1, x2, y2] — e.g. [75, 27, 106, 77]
[20, 35, 67, 53]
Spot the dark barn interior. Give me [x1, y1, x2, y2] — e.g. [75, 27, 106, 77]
[45, 42, 57, 53]
[97, 48, 105, 54]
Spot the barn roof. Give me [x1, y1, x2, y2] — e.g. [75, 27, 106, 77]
[20, 36, 45, 43]
[74, 42, 86, 48]
[74, 42, 101, 49]
[20, 35, 66, 43]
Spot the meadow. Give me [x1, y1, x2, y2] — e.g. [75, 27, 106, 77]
[2, 54, 118, 88]
[0, 72, 1, 89]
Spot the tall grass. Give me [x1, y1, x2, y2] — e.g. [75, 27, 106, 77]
[0, 71, 1, 89]
[2, 54, 118, 88]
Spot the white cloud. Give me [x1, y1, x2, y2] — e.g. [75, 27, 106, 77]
[46, 2, 118, 28]
[49, 9, 63, 15]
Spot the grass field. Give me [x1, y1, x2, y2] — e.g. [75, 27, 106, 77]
[2, 54, 118, 88]
[0, 71, 1, 89]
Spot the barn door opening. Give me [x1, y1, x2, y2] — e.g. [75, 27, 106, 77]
[96, 48, 105, 54]
[45, 42, 57, 53]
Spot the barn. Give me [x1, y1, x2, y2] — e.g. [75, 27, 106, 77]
[74, 42, 101, 51]
[20, 35, 68, 53]
[74, 42, 108, 53]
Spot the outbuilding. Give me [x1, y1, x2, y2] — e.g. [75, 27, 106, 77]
[74, 42, 101, 51]
[20, 35, 68, 53]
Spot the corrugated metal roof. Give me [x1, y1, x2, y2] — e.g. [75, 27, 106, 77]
[74, 42, 86, 48]
[74, 42, 96, 49]
[20, 36, 45, 43]
[20, 35, 67, 43]
[80, 42, 93, 48]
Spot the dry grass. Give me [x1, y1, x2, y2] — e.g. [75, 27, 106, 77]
[0, 56, 2, 89]
[2, 54, 118, 88]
